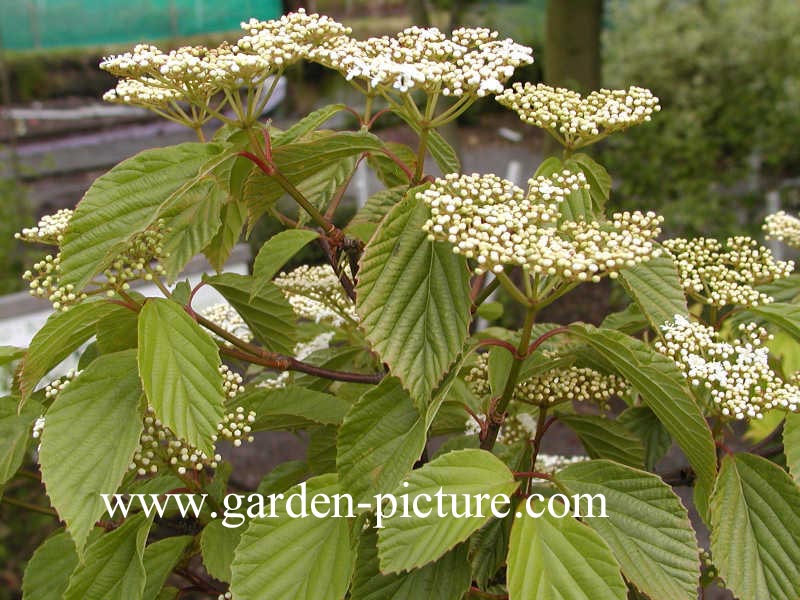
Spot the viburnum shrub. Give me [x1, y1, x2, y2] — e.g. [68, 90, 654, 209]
[4, 10, 800, 600]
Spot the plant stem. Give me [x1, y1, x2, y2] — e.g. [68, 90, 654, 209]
[413, 126, 430, 183]
[495, 271, 531, 306]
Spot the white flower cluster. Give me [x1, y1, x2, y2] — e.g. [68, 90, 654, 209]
[43, 368, 81, 400]
[656, 315, 800, 420]
[664, 236, 794, 307]
[764, 211, 800, 249]
[310, 25, 533, 97]
[420, 172, 662, 279]
[201, 302, 253, 344]
[463, 411, 538, 445]
[466, 352, 626, 408]
[15, 209, 73, 245]
[534, 453, 588, 473]
[274, 264, 358, 326]
[496, 84, 660, 148]
[22, 221, 168, 311]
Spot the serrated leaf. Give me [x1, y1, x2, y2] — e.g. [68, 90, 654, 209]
[251, 229, 319, 299]
[346, 186, 407, 243]
[60, 143, 227, 291]
[557, 460, 700, 600]
[39, 350, 143, 554]
[618, 253, 688, 335]
[19, 300, 123, 400]
[569, 325, 717, 519]
[64, 513, 152, 600]
[356, 191, 471, 403]
[201, 521, 241, 583]
[749, 302, 800, 340]
[507, 500, 627, 600]
[337, 377, 428, 506]
[138, 298, 224, 455]
[618, 406, 672, 470]
[786, 411, 800, 483]
[142, 536, 192, 600]
[204, 200, 246, 270]
[710, 453, 800, 600]
[558, 414, 645, 468]
[0, 395, 41, 485]
[273, 104, 347, 145]
[204, 273, 296, 355]
[352, 527, 470, 600]
[230, 474, 354, 600]
[377, 449, 518, 573]
[470, 512, 513, 589]
[236, 385, 349, 431]
[22, 531, 80, 600]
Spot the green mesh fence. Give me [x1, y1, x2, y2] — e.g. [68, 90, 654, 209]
[0, 0, 282, 51]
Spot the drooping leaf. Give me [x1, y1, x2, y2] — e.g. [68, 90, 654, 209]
[710, 453, 800, 600]
[138, 298, 224, 455]
[251, 229, 320, 299]
[356, 191, 471, 403]
[618, 406, 672, 470]
[618, 253, 688, 336]
[60, 143, 227, 290]
[204, 273, 296, 355]
[0, 346, 25, 366]
[558, 414, 645, 468]
[63, 513, 152, 600]
[230, 474, 354, 600]
[557, 460, 700, 600]
[142, 536, 192, 600]
[507, 501, 627, 600]
[337, 377, 428, 506]
[201, 521, 241, 583]
[22, 531, 80, 600]
[39, 350, 144, 554]
[204, 200, 246, 270]
[377, 449, 518, 573]
[569, 325, 717, 519]
[0, 395, 41, 485]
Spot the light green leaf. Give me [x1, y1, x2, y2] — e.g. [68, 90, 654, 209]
[19, 300, 123, 400]
[142, 536, 192, 600]
[237, 385, 350, 431]
[557, 460, 700, 600]
[60, 143, 226, 291]
[39, 350, 143, 554]
[749, 302, 800, 340]
[138, 298, 224, 455]
[377, 449, 518, 573]
[22, 531, 80, 600]
[0, 395, 41, 485]
[352, 527, 470, 600]
[569, 325, 717, 519]
[618, 253, 688, 335]
[204, 200, 246, 271]
[251, 229, 320, 299]
[558, 414, 645, 468]
[356, 191, 471, 403]
[710, 453, 800, 600]
[0, 346, 25, 366]
[201, 521, 241, 583]
[64, 513, 152, 600]
[507, 502, 627, 600]
[273, 104, 347, 145]
[618, 406, 672, 470]
[337, 377, 428, 506]
[230, 474, 354, 600]
[601, 303, 648, 335]
[204, 273, 296, 355]
[786, 411, 800, 483]
[366, 143, 416, 188]
[96, 307, 139, 354]
[487, 347, 513, 398]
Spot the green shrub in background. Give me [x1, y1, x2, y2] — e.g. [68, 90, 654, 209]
[603, 0, 800, 236]
[0, 175, 28, 294]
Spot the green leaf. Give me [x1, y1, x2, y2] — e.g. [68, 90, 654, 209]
[39, 350, 143, 554]
[356, 190, 471, 403]
[273, 104, 347, 145]
[569, 325, 717, 519]
[786, 411, 800, 483]
[0, 345, 25, 366]
[22, 531, 80, 600]
[204, 200, 246, 270]
[0, 395, 41, 485]
[570, 152, 612, 213]
[201, 520, 241, 583]
[749, 302, 800, 340]
[366, 143, 416, 188]
[558, 414, 645, 468]
[159, 178, 223, 281]
[710, 453, 800, 600]
[19, 300, 122, 400]
[142, 536, 192, 600]
[257, 460, 310, 496]
[238, 385, 350, 431]
[337, 377, 428, 506]
[487, 347, 514, 398]
[601, 303, 648, 335]
[96, 306, 139, 354]
[377, 449, 518, 573]
[296, 154, 358, 226]
[557, 460, 700, 600]
[346, 186, 407, 243]
[618, 406, 672, 470]
[230, 474, 354, 600]
[64, 513, 152, 600]
[352, 527, 471, 600]
[476, 301, 503, 321]
[507, 501, 627, 600]
[618, 252, 688, 335]
[307, 425, 339, 474]
[470, 512, 514, 589]
[138, 298, 224, 455]
[60, 143, 226, 291]
[251, 229, 319, 299]
[204, 273, 296, 355]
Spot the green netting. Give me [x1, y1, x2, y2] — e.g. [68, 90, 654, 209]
[0, 0, 282, 51]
